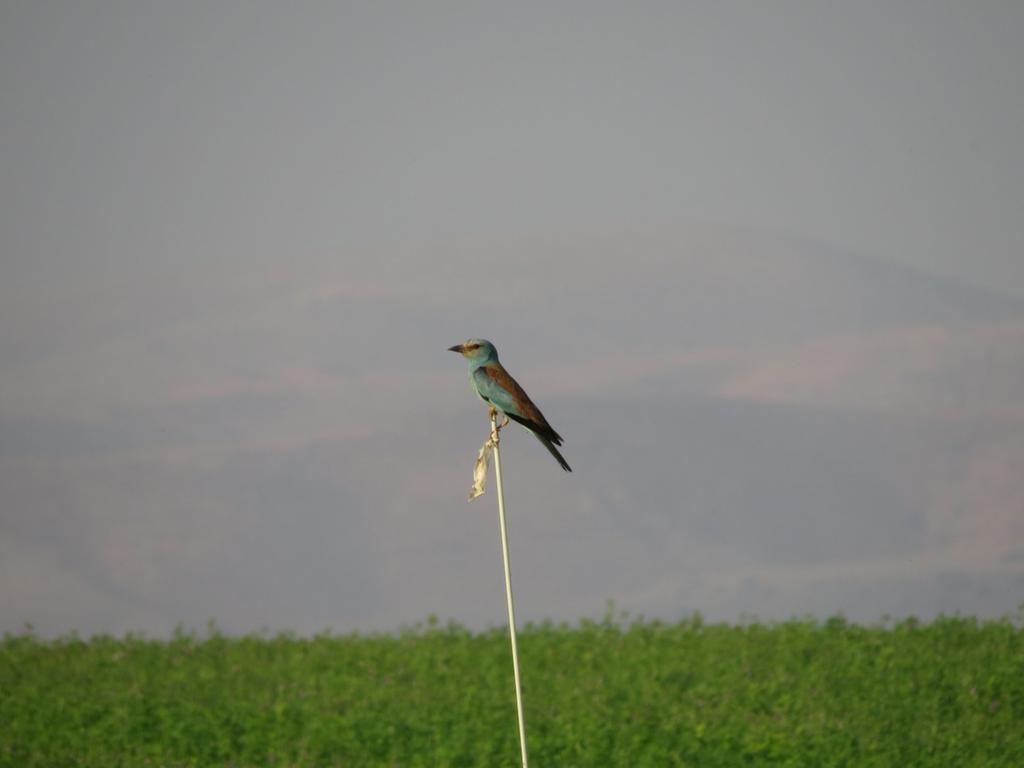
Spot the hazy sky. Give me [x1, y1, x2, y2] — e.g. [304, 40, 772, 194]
[2, 2, 1023, 636]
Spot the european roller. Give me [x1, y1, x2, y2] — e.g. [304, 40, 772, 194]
[449, 339, 571, 472]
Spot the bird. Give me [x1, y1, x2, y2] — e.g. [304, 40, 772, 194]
[448, 338, 571, 472]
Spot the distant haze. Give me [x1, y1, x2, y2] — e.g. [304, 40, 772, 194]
[2, 3, 1023, 636]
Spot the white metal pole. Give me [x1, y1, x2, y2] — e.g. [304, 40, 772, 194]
[490, 412, 529, 768]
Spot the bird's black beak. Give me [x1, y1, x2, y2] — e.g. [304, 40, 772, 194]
[448, 344, 465, 354]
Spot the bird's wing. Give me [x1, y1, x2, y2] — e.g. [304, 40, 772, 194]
[473, 363, 563, 445]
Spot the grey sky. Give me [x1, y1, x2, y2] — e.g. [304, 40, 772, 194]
[2, 2, 1023, 636]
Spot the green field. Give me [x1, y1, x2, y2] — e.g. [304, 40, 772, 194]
[2, 614, 1022, 767]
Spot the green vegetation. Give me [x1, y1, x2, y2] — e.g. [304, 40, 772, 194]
[2, 613, 1022, 767]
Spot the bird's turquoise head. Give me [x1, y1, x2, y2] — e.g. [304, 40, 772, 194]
[448, 338, 499, 363]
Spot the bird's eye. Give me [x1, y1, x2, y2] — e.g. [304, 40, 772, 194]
[467, 344, 479, 350]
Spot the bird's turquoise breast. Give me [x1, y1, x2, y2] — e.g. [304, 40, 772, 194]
[470, 364, 513, 413]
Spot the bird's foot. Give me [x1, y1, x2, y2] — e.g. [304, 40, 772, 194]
[488, 409, 509, 442]
[489, 408, 509, 431]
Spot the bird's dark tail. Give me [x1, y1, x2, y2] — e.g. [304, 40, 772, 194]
[533, 431, 572, 472]
[504, 411, 571, 472]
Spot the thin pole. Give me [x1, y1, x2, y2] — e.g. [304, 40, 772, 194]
[491, 412, 529, 768]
